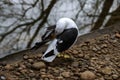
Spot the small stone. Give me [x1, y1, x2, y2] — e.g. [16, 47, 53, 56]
[92, 47, 98, 52]
[29, 73, 36, 77]
[40, 68, 46, 72]
[32, 61, 46, 70]
[104, 75, 112, 80]
[14, 72, 21, 76]
[100, 44, 107, 48]
[23, 55, 29, 60]
[40, 69, 46, 75]
[101, 49, 106, 54]
[115, 33, 120, 38]
[95, 45, 101, 50]
[25, 63, 32, 68]
[71, 62, 79, 67]
[53, 69, 60, 76]
[61, 71, 70, 78]
[73, 50, 78, 54]
[28, 59, 34, 63]
[80, 71, 96, 80]
[47, 74, 54, 79]
[53, 69, 59, 73]
[44, 78, 49, 80]
[0, 75, 6, 80]
[112, 74, 119, 79]
[14, 63, 19, 68]
[98, 77, 104, 80]
[56, 76, 63, 80]
[81, 46, 88, 51]
[31, 78, 37, 80]
[20, 69, 27, 74]
[37, 54, 42, 58]
[20, 64, 26, 69]
[18, 67, 23, 71]
[101, 67, 112, 75]
[41, 74, 46, 78]
[84, 55, 90, 60]
[4, 64, 13, 70]
[118, 63, 120, 67]
[78, 53, 84, 58]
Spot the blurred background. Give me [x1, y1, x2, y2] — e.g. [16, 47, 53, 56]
[0, 0, 120, 58]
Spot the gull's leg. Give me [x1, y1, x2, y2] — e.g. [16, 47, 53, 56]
[57, 53, 71, 59]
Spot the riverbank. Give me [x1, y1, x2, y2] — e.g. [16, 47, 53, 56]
[0, 23, 120, 80]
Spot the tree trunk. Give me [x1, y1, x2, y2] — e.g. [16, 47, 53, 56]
[91, 0, 114, 31]
[104, 5, 120, 27]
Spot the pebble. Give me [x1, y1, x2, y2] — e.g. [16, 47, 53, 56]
[41, 74, 47, 78]
[56, 76, 63, 80]
[20, 64, 26, 69]
[40, 69, 46, 75]
[112, 74, 119, 79]
[32, 61, 46, 70]
[29, 73, 36, 77]
[73, 50, 78, 54]
[61, 71, 71, 78]
[81, 46, 88, 51]
[92, 47, 98, 52]
[80, 71, 96, 80]
[37, 54, 42, 58]
[71, 62, 79, 67]
[47, 74, 54, 79]
[0, 75, 6, 80]
[101, 49, 106, 54]
[40, 68, 46, 72]
[14, 72, 21, 76]
[20, 69, 27, 74]
[44, 78, 49, 80]
[100, 44, 107, 48]
[18, 67, 23, 71]
[25, 63, 32, 68]
[101, 67, 112, 75]
[78, 53, 84, 58]
[23, 55, 29, 60]
[98, 77, 104, 80]
[0, 31, 120, 80]
[31, 78, 37, 80]
[4, 64, 14, 70]
[95, 44, 101, 50]
[28, 59, 34, 63]
[115, 33, 120, 38]
[14, 63, 19, 68]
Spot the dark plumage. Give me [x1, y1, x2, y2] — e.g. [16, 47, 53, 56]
[41, 18, 79, 62]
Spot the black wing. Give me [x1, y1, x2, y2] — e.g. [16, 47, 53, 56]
[56, 28, 78, 52]
[30, 25, 56, 50]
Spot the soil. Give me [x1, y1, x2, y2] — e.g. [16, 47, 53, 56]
[0, 24, 120, 80]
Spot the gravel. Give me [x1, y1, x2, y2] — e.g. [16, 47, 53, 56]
[80, 71, 96, 80]
[0, 32, 120, 80]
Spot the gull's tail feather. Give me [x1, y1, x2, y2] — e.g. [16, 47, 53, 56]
[41, 39, 59, 62]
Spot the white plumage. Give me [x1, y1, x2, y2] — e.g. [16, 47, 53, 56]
[41, 18, 79, 62]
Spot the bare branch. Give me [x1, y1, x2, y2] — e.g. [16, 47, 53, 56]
[27, 0, 57, 48]
[91, 0, 114, 31]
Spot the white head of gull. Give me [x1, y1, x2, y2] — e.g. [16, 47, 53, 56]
[41, 18, 79, 62]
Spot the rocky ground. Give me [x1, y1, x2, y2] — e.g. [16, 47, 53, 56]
[0, 25, 120, 80]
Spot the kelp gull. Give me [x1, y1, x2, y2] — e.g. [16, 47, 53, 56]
[41, 18, 79, 62]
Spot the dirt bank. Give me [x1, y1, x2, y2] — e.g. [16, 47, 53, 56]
[0, 23, 120, 80]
